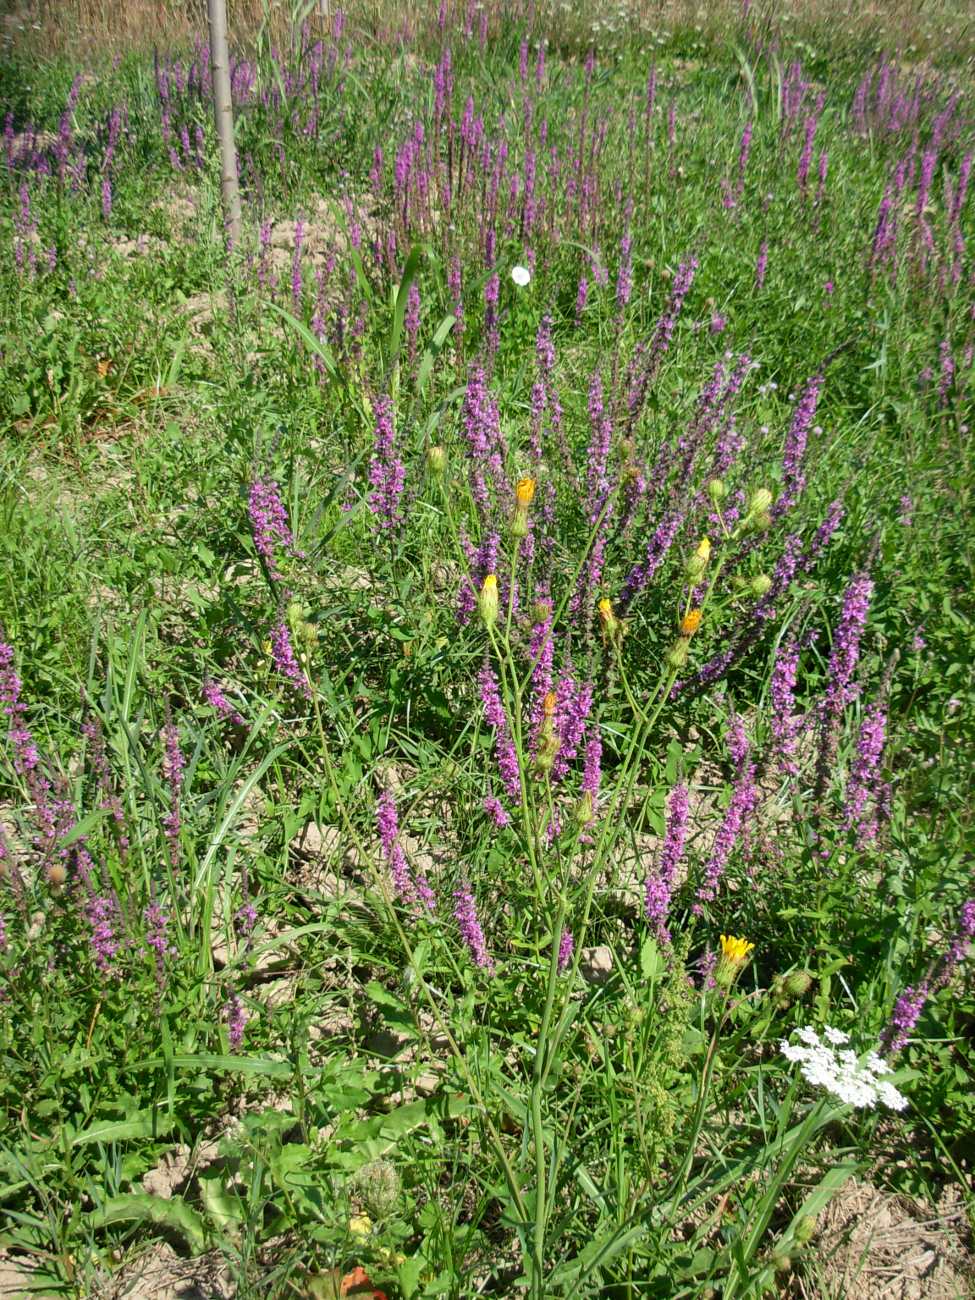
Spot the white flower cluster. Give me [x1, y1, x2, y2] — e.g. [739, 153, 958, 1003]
[781, 1027, 908, 1111]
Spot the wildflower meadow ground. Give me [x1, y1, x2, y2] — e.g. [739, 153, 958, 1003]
[1, 1, 974, 1296]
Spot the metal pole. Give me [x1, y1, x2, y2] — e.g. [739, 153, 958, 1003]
[206, 0, 242, 246]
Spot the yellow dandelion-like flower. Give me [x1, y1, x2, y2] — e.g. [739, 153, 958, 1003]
[515, 477, 537, 505]
[695, 538, 711, 563]
[719, 934, 754, 965]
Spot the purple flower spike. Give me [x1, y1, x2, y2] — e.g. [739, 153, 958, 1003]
[225, 994, 248, 1051]
[368, 396, 406, 532]
[558, 928, 574, 973]
[454, 880, 494, 973]
[645, 781, 689, 943]
[270, 620, 311, 698]
[844, 699, 887, 844]
[249, 477, 300, 581]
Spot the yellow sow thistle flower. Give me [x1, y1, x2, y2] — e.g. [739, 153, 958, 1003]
[720, 934, 754, 964]
[348, 1214, 372, 1239]
[680, 608, 703, 636]
[716, 933, 755, 987]
[515, 477, 537, 505]
[511, 477, 537, 538]
[478, 574, 499, 628]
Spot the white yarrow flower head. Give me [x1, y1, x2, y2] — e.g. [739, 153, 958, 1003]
[780, 1028, 908, 1112]
[511, 265, 531, 287]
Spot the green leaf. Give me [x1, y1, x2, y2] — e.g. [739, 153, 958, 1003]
[70, 1110, 176, 1148]
[640, 936, 665, 980]
[86, 1194, 206, 1254]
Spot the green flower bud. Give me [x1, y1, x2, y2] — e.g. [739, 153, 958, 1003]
[426, 445, 446, 475]
[783, 970, 813, 998]
[355, 1159, 401, 1219]
[667, 637, 690, 669]
[794, 1215, 817, 1245]
[707, 477, 728, 503]
[478, 575, 499, 628]
[747, 488, 774, 516]
[532, 599, 553, 625]
[750, 573, 773, 597]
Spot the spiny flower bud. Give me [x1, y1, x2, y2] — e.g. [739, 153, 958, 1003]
[532, 599, 552, 624]
[749, 573, 772, 597]
[746, 487, 773, 517]
[667, 637, 690, 669]
[355, 1159, 401, 1219]
[707, 477, 728, 503]
[680, 608, 703, 636]
[479, 574, 499, 628]
[783, 970, 813, 998]
[750, 510, 773, 532]
[576, 790, 594, 825]
[794, 1215, 817, 1245]
[426, 445, 446, 475]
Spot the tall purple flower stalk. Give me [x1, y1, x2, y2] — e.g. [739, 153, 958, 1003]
[249, 477, 300, 581]
[454, 880, 494, 973]
[824, 571, 874, 713]
[368, 396, 406, 531]
[773, 372, 823, 518]
[270, 619, 311, 697]
[697, 723, 758, 906]
[844, 698, 887, 843]
[770, 637, 802, 775]
[480, 663, 521, 801]
[225, 994, 248, 1051]
[644, 781, 690, 943]
[557, 927, 574, 973]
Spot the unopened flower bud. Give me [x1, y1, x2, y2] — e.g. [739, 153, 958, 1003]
[707, 477, 728, 503]
[746, 487, 773, 517]
[685, 537, 711, 578]
[794, 1215, 817, 1245]
[426, 445, 446, 475]
[535, 731, 560, 774]
[750, 509, 773, 532]
[667, 637, 690, 669]
[783, 970, 813, 998]
[532, 599, 552, 625]
[479, 574, 499, 628]
[598, 596, 622, 643]
[576, 790, 594, 825]
[749, 573, 772, 597]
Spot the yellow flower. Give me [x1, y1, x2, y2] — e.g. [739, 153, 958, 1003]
[719, 934, 754, 965]
[598, 597, 622, 644]
[680, 608, 703, 636]
[695, 538, 712, 563]
[348, 1214, 372, 1239]
[542, 690, 557, 717]
[515, 477, 537, 505]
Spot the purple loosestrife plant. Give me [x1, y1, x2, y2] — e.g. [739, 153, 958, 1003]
[644, 781, 689, 943]
[479, 663, 521, 801]
[773, 372, 824, 518]
[368, 396, 406, 531]
[697, 722, 759, 906]
[225, 994, 248, 1051]
[770, 637, 802, 776]
[454, 880, 494, 973]
[203, 679, 245, 726]
[558, 928, 574, 973]
[249, 477, 300, 581]
[376, 789, 414, 902]
[844, 699, 887, 844]
[270, 619, 311, 698]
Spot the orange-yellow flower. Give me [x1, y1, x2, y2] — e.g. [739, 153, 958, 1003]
[515, 477, 537, 506]
[680, 608, 703, 636]
[543, 690, 557, 717]
[719, 934, 754, 965]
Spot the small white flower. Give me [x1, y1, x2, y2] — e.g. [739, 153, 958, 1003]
[510, 265, 531, 288]
[781, 1028, 907, 1112]
[823, 1026, 850, 1045]
[875, 1081, 909, 1111]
